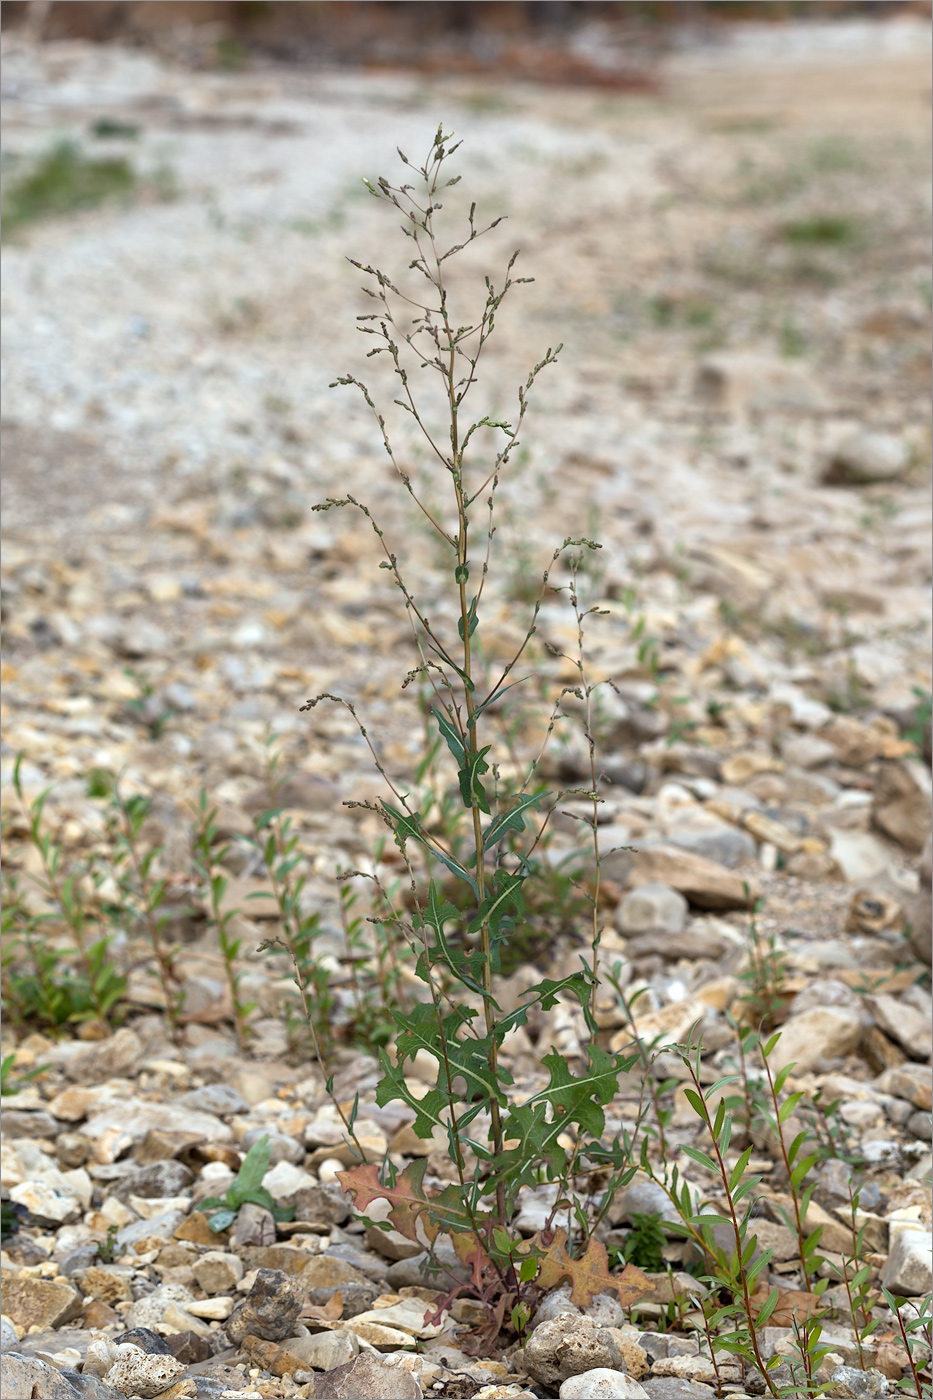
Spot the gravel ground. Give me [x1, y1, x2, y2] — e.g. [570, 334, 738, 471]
[1, 19, 931, 1400]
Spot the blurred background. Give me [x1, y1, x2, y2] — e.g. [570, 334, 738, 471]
[1, 0, 930, 894]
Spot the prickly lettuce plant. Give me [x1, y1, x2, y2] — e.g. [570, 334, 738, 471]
[299, 128, 653, 1330]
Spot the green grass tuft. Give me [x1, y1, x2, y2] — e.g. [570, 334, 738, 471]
[2, 141, 135, 233]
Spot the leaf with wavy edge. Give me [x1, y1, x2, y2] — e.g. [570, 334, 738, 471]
[533, 1228, 653, 1308]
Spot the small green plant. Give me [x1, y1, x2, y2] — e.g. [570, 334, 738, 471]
[252, 739, 336, 1066]
[0, 1051, 49, 1096]
[90, 118, 141, 140]
[782, 215, 855, 246]
[2, 140, 135, 233]
[738, 896, 787, 1033]
[620, 1211, 666, 1273]
[883, 1288, 932, 1399]
[193, 793, 256, 1051]
[9, 757, 125, 1030]
[98, 1223, 123, 1264]
[103, 786, 182, 1043]
[200, 1134, 295, 1233]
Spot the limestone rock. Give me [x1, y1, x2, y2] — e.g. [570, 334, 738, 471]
[178, 1084, 249, 1116]
[83, 1099, 231, 1145]
[876, 1063, 933, 1111]
[640, 1383, 716, 1399]
[823, 429, 910, 485]
[105, 1351, 186, 1398]
[0, 1353, 84, 1399]
[65, 1029, 143, 1085]
[621, 846, 757, 911]
[191, 1250, 244, 1295]
[559, 1373, 650, 1399]
[292, 1180, 351, 1225]
[286, 1329, 359, 1370]
[768, 1007, 863, 1072]
[695, 352, 827, 416]
[615, 884, 688, 935]
[124, 1283, 197, 1332]
[111, 1329, 174, 1356]
[113, 1160, 194, 1202]
[909, 835, 932, 966]
[311, 1352, 423, 1399]
[866, 995, 933, 1061]
[225, 1268, 305, 1343]
[880, 1226, 933, 1297]
[872, 760, 932, 852]
[2, 1276, 82, 1330]
[233, 1200, 276, 1248]
[524, 1316, 625, 1387]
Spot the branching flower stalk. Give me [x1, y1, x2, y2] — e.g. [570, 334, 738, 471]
[296, 128, 656, 1321]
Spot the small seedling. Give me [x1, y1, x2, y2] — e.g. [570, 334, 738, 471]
[200, 1134, 295, 1233]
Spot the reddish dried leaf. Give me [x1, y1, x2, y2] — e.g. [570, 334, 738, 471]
[337, 1159, 439, 1245]
[299, 1291, 343, 1322]
[451, 1229, 493, 1290]
[533, 1228, 652, 1308]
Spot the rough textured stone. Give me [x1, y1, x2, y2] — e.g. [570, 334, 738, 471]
[59, 1372, 124, 1400]
[112, 1160, 195, 1202]
[292, 1180, 351, 1225]
[876, 1063, 933, 1111]
[3, 1109, 61, 1139]
[524, 1316, 625, 1387]
[867, 995, 932, 1061]
[559, 1373, 649, 1400]
[192, 1250, 244, 1295]
[178, 1083, 249, 1116]
[311, 1353, 423, 1399]
[124, 1283, 197, 1332]
[225, 1268, 305, 1344]
[640, 1383, 715, 1399]
[696, 351, 827, 416]
[872, 760, 932, 852]
[0, 1353, 85, 1398]
[823, 429, 909, 485]
[112, 1328, 174, 1356]
[880, 1227, 933, 1297]
[106, 1352, 187, 1398]
[1, 1276, 82, 1330]
[77, 1265, 134, 1306]
[616, 884, 688, 935]
[768, 1006, 863, 1073]
[242, 1127, 304, 1165]
[286, 1329, 359, 1370]
[83, 1099, 231, 1145]
[65, 1029, 143, 1085]
[909, 835, 932, 966]
[233, 1201, 276, 1248]
[164, 1331, 213, 1365]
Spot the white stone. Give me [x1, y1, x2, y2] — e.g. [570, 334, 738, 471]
[83, 1098, 232, 1144]
[829, 830, 892, 882]
[559, 1372, 649, 1399]
[187, 1296, 234, 1319]
[192, 1250, 244, 1296]
[768, 1006, 864, 1073]
[615, 883, 688, 935]
[881, 1223, 933, 1297]
[105, 1351, 186, 1397]
[285, 1328, 359, 1370]
[261, 1160, 316, 1199]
